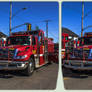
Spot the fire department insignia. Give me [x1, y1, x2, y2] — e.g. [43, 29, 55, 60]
[32, 50, 36, 54]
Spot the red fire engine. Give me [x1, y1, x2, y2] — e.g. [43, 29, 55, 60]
[0, 29, 55, 76]
[47, 38, 58, 63]
[63, 32, 92, 71]
[62, 33, 69, 59]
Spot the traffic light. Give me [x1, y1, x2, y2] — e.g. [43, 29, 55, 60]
[27, 24, 31, 31]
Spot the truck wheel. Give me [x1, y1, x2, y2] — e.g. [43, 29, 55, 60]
[23, 58, 35, 76]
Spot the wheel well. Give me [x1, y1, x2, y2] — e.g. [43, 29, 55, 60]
[30, 55, 35, 61]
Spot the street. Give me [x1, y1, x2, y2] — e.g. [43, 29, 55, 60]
[0, 63, 58, 90]
[63, 67, 92, 90]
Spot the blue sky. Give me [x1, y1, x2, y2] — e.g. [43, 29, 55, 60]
[0, 2, 59, 42]
[62, 2, 92, 37]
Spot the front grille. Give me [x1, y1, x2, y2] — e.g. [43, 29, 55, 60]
[9, 50, 15, 59]
[0, 49, 8, 58]
[72, 48, 90, 59]
[83, 50, 90, 59]
[73, 49, 83, 58]
[0, 49, 15, 59]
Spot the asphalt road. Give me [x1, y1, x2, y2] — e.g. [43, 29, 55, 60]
[0, 63, 58, 90]
[63, 67, 92, 90]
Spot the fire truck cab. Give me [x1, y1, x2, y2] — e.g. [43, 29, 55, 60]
[63, 32, 92, 71]
[0, 30, 54, 76]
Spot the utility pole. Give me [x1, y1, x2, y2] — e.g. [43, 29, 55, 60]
[9, 2, 12, 35]
[81, 2, 84, 37]
[43, 20, 52, 39]
[43, 20, 52, 62]
[46, 21, 48, 39]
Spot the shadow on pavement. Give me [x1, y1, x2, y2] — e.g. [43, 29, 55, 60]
[0, 63, 58, 79]
[0, 70, 28, 78]
[62, 67, 90, 79]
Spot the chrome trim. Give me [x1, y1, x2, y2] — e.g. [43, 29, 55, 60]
[14, 49, 18, 59]
[64, 65, 92, 70]
[63, 60, 92, 70]
[0, 60, 28, 70]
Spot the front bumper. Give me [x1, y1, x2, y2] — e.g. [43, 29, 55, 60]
[0, 60, 28, 70]
[63, 60, 92, 70]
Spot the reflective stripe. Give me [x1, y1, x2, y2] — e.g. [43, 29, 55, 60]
[34, 54, 44, 57]
[34, 54, 37, 57]
[62, 49, 65, 51]
[40, 54, 43, 56]
[14, 49, 18, 59]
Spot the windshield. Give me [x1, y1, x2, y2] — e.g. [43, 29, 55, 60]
[84, 37, 92, 45]
[79, 37, 92, 46]
[6, 36, 30, 46]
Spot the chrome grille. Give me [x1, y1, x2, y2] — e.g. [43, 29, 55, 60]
[0, 49, 8, 58]
[83, 50, 90, 59]
[9, 50, 15, 59]
[0, 49, 15, 59]
[73, 48, 90, 59]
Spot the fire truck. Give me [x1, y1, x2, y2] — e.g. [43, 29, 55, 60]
[62, 33, 69, 59]
[63, 32, 92, 71]
[47, 38, 58, 63]
[0, 29, 55, 76]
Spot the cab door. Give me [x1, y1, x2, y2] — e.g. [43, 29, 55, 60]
[32, 36, 37, 54]
[38, 32, 45, 65]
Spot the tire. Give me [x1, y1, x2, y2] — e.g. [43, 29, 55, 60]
[23, 58, 35, 76]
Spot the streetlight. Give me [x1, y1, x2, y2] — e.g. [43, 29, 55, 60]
[9, 2, 27, 35]
[12, 7, 27, 18]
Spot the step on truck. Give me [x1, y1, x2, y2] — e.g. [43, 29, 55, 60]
[0, 29, 55, 76]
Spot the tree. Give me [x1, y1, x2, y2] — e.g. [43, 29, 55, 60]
[35, 26, 40, 30]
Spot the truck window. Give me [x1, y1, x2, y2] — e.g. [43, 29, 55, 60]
[84, 37, 92, 45]
[62, 36, 64, 40]
[32, 37, 36, 45]
[39, 36, 41, 45]
[65, 36, 68, 40]
[6, 36, 30, 46]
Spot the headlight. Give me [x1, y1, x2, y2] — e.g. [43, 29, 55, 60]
[15, 55, 27, 59]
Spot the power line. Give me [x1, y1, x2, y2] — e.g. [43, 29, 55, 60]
[48, 31, 58, 40]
